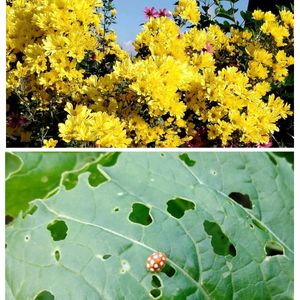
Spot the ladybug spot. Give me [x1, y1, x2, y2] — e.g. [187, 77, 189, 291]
[150, 289, 161, 299]
[204, 220, 236, 257]
[34, 290, 55, 300]
[54, 250, 60, 261]
[265, 240, 284, 256]
[161, 264, 176, 277]
[129, 203, 153, 226]
[228, 192, 252, 209]
[47, 220, 68, 241]
[151, 275, 162, 288]
[167, 198, 195, 219]
[179, 153, 196, 167]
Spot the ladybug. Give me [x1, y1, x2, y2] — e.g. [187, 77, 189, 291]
[146, 252, 167, 272]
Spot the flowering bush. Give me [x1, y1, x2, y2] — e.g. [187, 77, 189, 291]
[6, 0, 294, 147]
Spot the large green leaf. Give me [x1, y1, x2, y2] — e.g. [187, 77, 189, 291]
[6, 153, 293, 299]
[5, 153, 22, 179]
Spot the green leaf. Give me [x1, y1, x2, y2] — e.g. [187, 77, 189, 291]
[240, 10, 253, 22]
[5, 152, 22, 179]
[6, 153, 293, 299]
[215, 6, 237, 22]
[5, 152, 103, 218]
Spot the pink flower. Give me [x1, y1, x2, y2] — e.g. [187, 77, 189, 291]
[204, 41, 214, 54]
[178, 32, 184, 39]
[157, 8, 171, 17]
[144, 7, 157, 19]
[257, 138, 273, 148]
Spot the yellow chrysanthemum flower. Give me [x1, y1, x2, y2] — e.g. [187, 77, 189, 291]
[174, 0, 200, 25]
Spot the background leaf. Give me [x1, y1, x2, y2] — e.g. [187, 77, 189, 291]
[6, 153, 293, 299]
[5, 152, 104, 218]
[5, 152, 22, 179]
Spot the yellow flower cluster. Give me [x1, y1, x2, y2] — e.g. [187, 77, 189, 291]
[7, 0, 101, 101]
[6, 1, 294, 147]
[58, 103, 131, 147]
[253, 9, 293, 47]
[174, 0, 200, 25]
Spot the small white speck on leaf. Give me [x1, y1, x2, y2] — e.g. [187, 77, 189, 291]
[120, 260, 130, 274]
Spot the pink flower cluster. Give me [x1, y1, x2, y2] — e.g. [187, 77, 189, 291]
[144, 7, 171, 19]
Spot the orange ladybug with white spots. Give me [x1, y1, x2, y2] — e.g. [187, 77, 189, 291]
[146, 252, 167, 272]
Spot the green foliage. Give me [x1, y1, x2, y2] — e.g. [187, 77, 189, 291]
[6, 152, 293, 299]
[5, 153, 104, 218]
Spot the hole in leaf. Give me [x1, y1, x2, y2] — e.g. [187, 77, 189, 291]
[129, 203, 152, 226]
[265, 240, 284, 256]
[87, 165, 107, 187]
[167, 198, 195, 219]
[273, 152, 294, 165]
[47, 220, 68, 241]
[113, 207, 120, 212]
[5, 243, 7, 248]
[99, 152, 121, 167]
[229, 244, 236, 256]
[204, 221, 236, 256]
[252, 219, 267, 232]
[266, 153, 277, 166]
[179, 153, 196, 167]
[27, 205, 38, 215]
[161, 264, 176, 277]
[102, 254, 112, 260]
[63, 173, 78, 190]
[22, 205, 38, 219]
[228, 192, 252, 209]
[34, 290, 55, 300]
[250, 224, 254, 229]
[5, 215, 13, 225]
[160, 153, 165, 157]
[24, 235, 30, 241]
[151, 275, 162, 288]
[150, 289, 161, 299]
[210, 169, 218, 176]
[54, 250, 60, 261]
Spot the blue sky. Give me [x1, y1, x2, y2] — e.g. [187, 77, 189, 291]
[112, 0, 249, 46]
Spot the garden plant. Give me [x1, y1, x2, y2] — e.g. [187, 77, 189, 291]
[5, 152, 294, 299]
[6, 0, 294, 147]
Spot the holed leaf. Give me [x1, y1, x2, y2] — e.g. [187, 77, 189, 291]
[6, 153, 293, 299]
